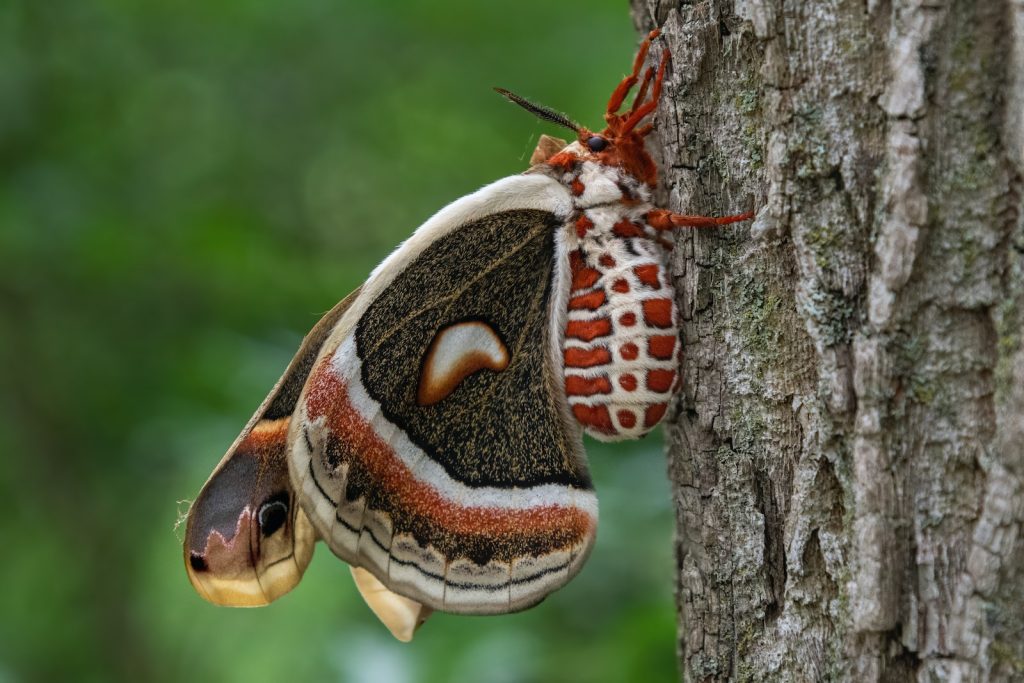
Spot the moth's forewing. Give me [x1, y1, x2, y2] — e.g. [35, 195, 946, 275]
[183, 289, 360, 606]
[289, 175, 599, 616]
[184, 417, 316, 605]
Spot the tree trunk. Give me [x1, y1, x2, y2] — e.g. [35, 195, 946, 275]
[628, 0, 1024, 679]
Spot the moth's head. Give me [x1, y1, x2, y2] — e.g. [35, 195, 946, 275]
[497, 29, 667, 187]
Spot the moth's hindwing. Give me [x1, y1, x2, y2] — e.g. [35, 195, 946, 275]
[291, 176, 598, 615]
[183, 289, 360, 606]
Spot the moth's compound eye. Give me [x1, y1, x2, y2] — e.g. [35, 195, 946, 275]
[586, 136, 609, 152]
[258, 497, 289, 536]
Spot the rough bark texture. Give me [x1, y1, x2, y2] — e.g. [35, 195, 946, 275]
[628, 0, 1024, 679]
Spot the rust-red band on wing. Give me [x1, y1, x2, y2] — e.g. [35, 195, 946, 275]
[305, 360, 594, 545]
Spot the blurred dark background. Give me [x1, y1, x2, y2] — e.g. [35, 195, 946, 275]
[0, 2, 678, 681]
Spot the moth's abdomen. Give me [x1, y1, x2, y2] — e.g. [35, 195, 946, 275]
[563, 238, 680, 441]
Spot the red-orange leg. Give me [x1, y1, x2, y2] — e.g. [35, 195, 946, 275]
[646, 209, 755, 230]
[622, 49, 669, 133]
[629, 66, 656, 117]
[635, 123, 655, 137]
[606, 28, 662, 117]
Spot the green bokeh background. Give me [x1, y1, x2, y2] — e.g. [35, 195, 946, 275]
[0, 2, 678, 681]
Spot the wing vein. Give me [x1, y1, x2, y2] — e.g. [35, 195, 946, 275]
[362, 222, 547, 358]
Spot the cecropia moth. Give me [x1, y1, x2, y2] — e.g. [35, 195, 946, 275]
[182, 29, 751, 641]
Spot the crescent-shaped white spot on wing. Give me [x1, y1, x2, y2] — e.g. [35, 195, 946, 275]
[417, 321, 510, 406]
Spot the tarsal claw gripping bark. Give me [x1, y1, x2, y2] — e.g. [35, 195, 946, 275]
[181, 28, 752, 641]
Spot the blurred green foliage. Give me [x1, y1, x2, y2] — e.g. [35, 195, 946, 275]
[0, 2, 678, 681]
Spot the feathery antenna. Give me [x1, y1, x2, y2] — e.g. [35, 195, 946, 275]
[494, 88, 581, 134]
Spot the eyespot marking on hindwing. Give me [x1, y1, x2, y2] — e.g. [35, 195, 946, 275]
[417, 321, 510, 406]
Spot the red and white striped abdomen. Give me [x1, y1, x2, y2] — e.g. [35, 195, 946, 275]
[562, 237, 681, 441]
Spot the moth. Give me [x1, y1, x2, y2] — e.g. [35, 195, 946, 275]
[182, 29, 751, 641]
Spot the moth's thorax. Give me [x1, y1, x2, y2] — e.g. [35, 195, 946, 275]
[547, 145, 654, 206]
[556, 159, 680, 441]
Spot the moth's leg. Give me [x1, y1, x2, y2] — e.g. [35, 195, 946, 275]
[628, 66, 656, 117]
[621, 49, 669, 133]
[645, 208, 755, 231]
[605, 28, 661, 117]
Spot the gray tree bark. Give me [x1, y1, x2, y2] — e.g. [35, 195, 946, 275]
[628, 1, 1024, 680]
